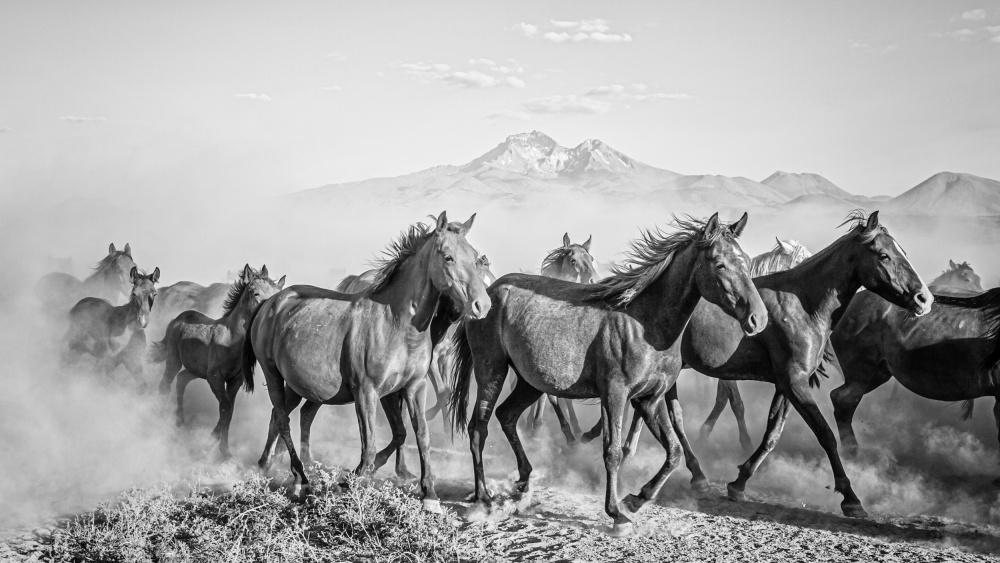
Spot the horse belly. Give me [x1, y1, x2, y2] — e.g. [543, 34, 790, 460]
[888, 339, 992, 400]
[501, 308, 602, 398]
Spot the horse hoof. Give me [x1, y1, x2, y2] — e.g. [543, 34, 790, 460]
[514, 491, 534, 514]
[466, 502, 490, 522]
[727, 483, 746, 502]
[622, 494, 647, 515]
[609, 521, 634, 537]
[842, 503, 868, 518]
[422, 499, 443, 514]
[691, 477, 711, 493]
[291, 483, 312, 500]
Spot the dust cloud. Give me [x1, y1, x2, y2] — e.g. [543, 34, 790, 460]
[1, 183, 998, 530]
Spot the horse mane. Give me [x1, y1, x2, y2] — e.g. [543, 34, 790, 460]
[837, 209, 886, 243]
[584, 216, 725, 309]
[540, 246, 572, 276]
[934, 288, 1000, 374]
[222, 267, 262, 315]
[89, 251, 132, 281]
[335, 275, 360, 293]
[369, 222, 435, 294]
[749, 240, 812, 277]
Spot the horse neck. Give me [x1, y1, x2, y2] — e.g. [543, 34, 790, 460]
[771, 236, 862, 323]
[376, 244, 440, 333]
[629, 244, 703, 343]
[85, 265, 121, 298]
[109, 298, 138, 335]
[220, 293, 253, 333]
[543, 260, 575, 282]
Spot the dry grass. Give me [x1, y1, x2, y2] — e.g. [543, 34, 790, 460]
[43, 467, 492, 562]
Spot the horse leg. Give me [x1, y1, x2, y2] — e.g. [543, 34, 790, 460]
[174, 370, 196, 426]
[527, 395, 547, 436]
[157, 340, 181, 396]
[564, 398, 583, 437]
[830, 353, 890, 458]
[621, 409, 643, 462]
[214, 376, 241, 458]
[258, 385, 303, 472]
[620, 393, 684, 520]
[548, 395, 577, 445]
[353, 382, 379, 478]
[785, 380, 867, 518]
[404, 378, 441, 512]
[207, 373, 234, 458]
[299, 401, 322, 467]
[700, 379, 730, 440]
[726, 381, 754, 453]
[495, 374, 544, 511]
[664, 385, 709, 491]
[599, 383, 632, 536]
[372, 392, 415, 480]
[993, 397, 1000, 486]
[261, 364, 309, 497]
[727, 389, 790, 503]
[468, 355, 507, 509]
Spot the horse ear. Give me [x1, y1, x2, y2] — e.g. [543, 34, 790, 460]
[123, 243, 132, 258]
[261, 264, 269, 278]
[276, 275, 286, 289]
[458, 213, 476, 235]
[435, 211, 448, 232]
[109, 243, 117, 255]
[582, 235, 592, 252]
[703, 213, 721, 238]
[129, 266, 137, 282]
[777, 238, 793, 253]
[151, 267, 160, 283]
[949, 260, 957, 269]
[562, 233, 571, 248]
[243, 264, 253, 280]
[729, 212, 748, 237]
[864, 210, 880, 232]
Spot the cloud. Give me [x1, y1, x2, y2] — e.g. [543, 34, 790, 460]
[586, 83, 691, 102]
[486, 109, 531, 121]
[235, 93, 272, 102]
[518, 18, 633, 43]
[0, 126, 12, 133]
[321, 86, 343, 91]
[325, 51, 347, 61]
[522, 94, 612, 115]
[586, 84, 626, 97]
[395, 59, 526, 89]
[850, 41, 899, 54]
[60, 116, 107, 123]
[961, 9, 987, 20]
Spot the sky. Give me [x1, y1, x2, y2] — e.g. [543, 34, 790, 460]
[1, 1, 999, 206]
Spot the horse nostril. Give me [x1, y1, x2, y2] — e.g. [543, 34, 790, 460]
[471, 301, 482, 317]
[916, 293, 927, 304]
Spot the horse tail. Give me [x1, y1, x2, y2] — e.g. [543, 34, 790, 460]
[809, 340, 838, 389]
[334, 275, 359, 293]
[447, 322, 475, 435]
[145, 339, 167, 364]
[961, 399, 975, 421]
[240, 305, 263, 394]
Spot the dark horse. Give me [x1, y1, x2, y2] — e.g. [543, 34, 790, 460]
[827, 261, 1000, 480]
[64, 266, 160, 375]
[449, 213, 768, 535]
[37, 243, 137, 314]
[614, 211, 931, 518]
[242, 212, 491, 511]
[148, 265, 285, 456]
[526, 233, 600, 443]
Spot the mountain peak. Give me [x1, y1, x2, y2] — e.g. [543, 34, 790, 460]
[462, 132, 643, 178]
[761, 171, 854, 201]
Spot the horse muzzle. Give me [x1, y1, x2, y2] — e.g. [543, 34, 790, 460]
[467, 297, 491, 320]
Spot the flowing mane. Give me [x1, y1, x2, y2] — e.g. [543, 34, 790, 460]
[792, 210, 886, 274]
[749, 240, 812, 277]
[369, 222, 435, 294]
[540, 247, 573, 275]
[222, 267, 261, 315]
[89, 250, 133, 281]
[934, 288, 1000, 372]
[585, 216, 725, 309]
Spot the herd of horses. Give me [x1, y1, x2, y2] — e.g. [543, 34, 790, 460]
[34, 209, 1000, 536]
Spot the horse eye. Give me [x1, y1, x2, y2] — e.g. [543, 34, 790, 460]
[878, 253, 890, 262]
[444, 255, 455, 263]
[716, 262, 726, 270]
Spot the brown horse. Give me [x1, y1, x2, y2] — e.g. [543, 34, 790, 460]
[242, 212, 490, 511]
[145, 280, 231, 342]
[827, 261, 999, 480]
[63, 266, 160, 375]
[526, 233, 600, 443]
[449, 213, 768, 535]
[613, 211, 931, 518]
[37, 243, 137, 314]
[148, 265, 285, 456]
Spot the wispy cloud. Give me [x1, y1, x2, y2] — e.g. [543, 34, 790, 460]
[395, 59, 526, 89]
[516, 18, 633, 44]
[60, 116, 107, 123]
[490, 82, 687, 120]
[235, 93, 272, 102]
[960, 9, 987, 21]
[0, 126, 13, 133]
[522, 94, 612, 115]
[850, 41, 899, 54]
[585, 83, 691, 102]
[325, 51, 347, 61]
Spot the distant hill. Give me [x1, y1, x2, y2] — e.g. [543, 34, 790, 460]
[761, 172, 855, 201]
[883, 172, 1000, 216]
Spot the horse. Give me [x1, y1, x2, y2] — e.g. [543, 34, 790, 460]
[36, 243, 137, 314]
[63, 266, 160, 376]
[611, 210, 931, 518]
[526, 233, 600, 443]
[697, 238, 814, 451]
[147, 265, 285, 457]
[145, 280, 231, 342]
[826, 261, 999, 481]
[927, 260, 984, 296]
[448, 213, 768, 535]
[241, 211, 490, 512]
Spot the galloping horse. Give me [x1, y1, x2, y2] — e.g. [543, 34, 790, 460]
[526, 233, 599, 443]
[148, 265, 285, 456]
[64, 267, 160, 375]
[449, 213, 768, 535]
[613, 211, 931, 518]
[36, 243, 137, 314]
[827, 261, 1000, 479]
[242, 212, 490, 511]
